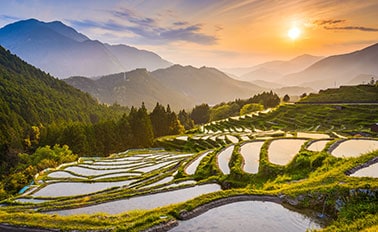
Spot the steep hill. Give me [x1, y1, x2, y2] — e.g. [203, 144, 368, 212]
[64, 65, 266, 110]
[299, 85, 378, 103]
[0, 19, 171, 78]
[0, 45, 125, 152]
[283, 43, 378, 89]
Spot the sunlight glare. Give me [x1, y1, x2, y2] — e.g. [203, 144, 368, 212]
[288, 27, 301, 40]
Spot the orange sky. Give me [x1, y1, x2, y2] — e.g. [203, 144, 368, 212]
[1, 0, 377, 68]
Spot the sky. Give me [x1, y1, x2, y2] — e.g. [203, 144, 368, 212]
[0, 0, 377, 68]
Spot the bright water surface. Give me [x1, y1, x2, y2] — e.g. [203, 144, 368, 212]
[331, 139, 378, 158]
[350, 162, 378, 178]
[297, 132, 330, 139]
[185, 151, 212, 175]
[32, 180, 131, 197]
[268, 139, 307, 165]
[240, 141, 264, 174]
[307, 140, 330, 152]
[217, 146, 234, 174]
[170, 201, 323, 232]
[50, 184, 221, 215]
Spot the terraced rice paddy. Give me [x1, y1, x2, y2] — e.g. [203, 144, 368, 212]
[240, 141, 264, 174]
[52, 184, 221, 215]
[350, 163, 378, 178]
[307, 140, 330, 152]
[32, 180, 132, 197]
[296, 132, 330, 139]
[185, 151, 212, 175]
[217, 145, 235, 174]
[268, 139, 307, 165]
[22, 150, 198, 201]
[5, 126, 378, 231]
[331, 139, 378, 158]
[171, 201, 322, 232]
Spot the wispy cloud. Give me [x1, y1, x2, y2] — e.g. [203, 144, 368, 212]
[0, 14, 21, 21]
[113, 8, 156, 27]
[324, 26, 378, 32]
[69, 8, 218, 45]
[313, 19, 345, 25]
[313, 18, 378, 32]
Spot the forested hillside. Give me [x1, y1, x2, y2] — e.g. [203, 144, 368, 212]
[0, 46, 129, 174]
[0, 46, 187, 198]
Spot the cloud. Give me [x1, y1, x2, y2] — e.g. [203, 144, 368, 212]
[70, 8, 218, 45]
[313, 18, 378, 32]
[159, 24, 217, 45]
[173, 21, 189, 26]
[324, 26, 378, 32]
[113, 9, 156, 27]
[313, 19, 345, 25]
[0, 14, 21, 21]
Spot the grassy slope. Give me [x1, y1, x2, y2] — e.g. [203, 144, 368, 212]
[300, 85, 378, 103]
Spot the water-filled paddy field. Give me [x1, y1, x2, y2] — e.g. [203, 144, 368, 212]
[170, 201, 323, 232]
[3, 131, 377, 231]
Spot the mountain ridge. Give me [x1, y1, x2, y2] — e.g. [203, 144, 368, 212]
[0, 19, 171, 78]
[282, 43, 378, 89]
[64, 65, 266, 110]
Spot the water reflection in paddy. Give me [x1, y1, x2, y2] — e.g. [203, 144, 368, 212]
[268, 139, 307, 165]
[217, 146, 234, 174]
[170, 201, 323, 232]
[185, 151, 212, 175]
[51, 184, 221, 215]
[307, 140, 329, 152]
[32, 180, 131, 197]
[331, 139, 378, 158]
[297, 132, 329, 139]
[350, 163, 378, 178]
[240, 141, 264, 174]
[64, 166, 130, 176]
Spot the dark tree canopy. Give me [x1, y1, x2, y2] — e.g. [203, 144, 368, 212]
[190, 104, 210, 124]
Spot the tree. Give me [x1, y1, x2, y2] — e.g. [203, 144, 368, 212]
[178, 110, 194, 130]
[248, 91, 280, 108]
[190, 104, 210, 124]
[150, 103, 168, 137]
[283, 94, 290, 102]
[129, 103, 154, 147]
[240, 103, 264, 115]
[300, 93, 307, 98]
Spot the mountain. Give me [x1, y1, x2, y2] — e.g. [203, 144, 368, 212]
[0, 19, 171, 78]
[152, 65, 264, 105]
[238, 54, 323, 82]
[283, 43, 378, 89]
[64, 69, 193, 111]
[0, 45, 127, 154]
[347, 74, 377, 85]
[64, 65, 266, 110]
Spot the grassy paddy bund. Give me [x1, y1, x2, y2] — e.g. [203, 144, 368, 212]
[1, 105, 378, 231]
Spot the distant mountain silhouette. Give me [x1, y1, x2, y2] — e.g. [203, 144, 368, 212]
[0, 19, 171, 78]
[347, 74, 377, 85]
[283, 43, 378, 89]
[238, 54, 323, 82]
[64, 65, 266, 110]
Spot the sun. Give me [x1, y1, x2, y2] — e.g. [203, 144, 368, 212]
[288, 26, 301, 40]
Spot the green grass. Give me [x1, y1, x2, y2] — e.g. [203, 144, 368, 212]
[300, 85, 378, 103]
